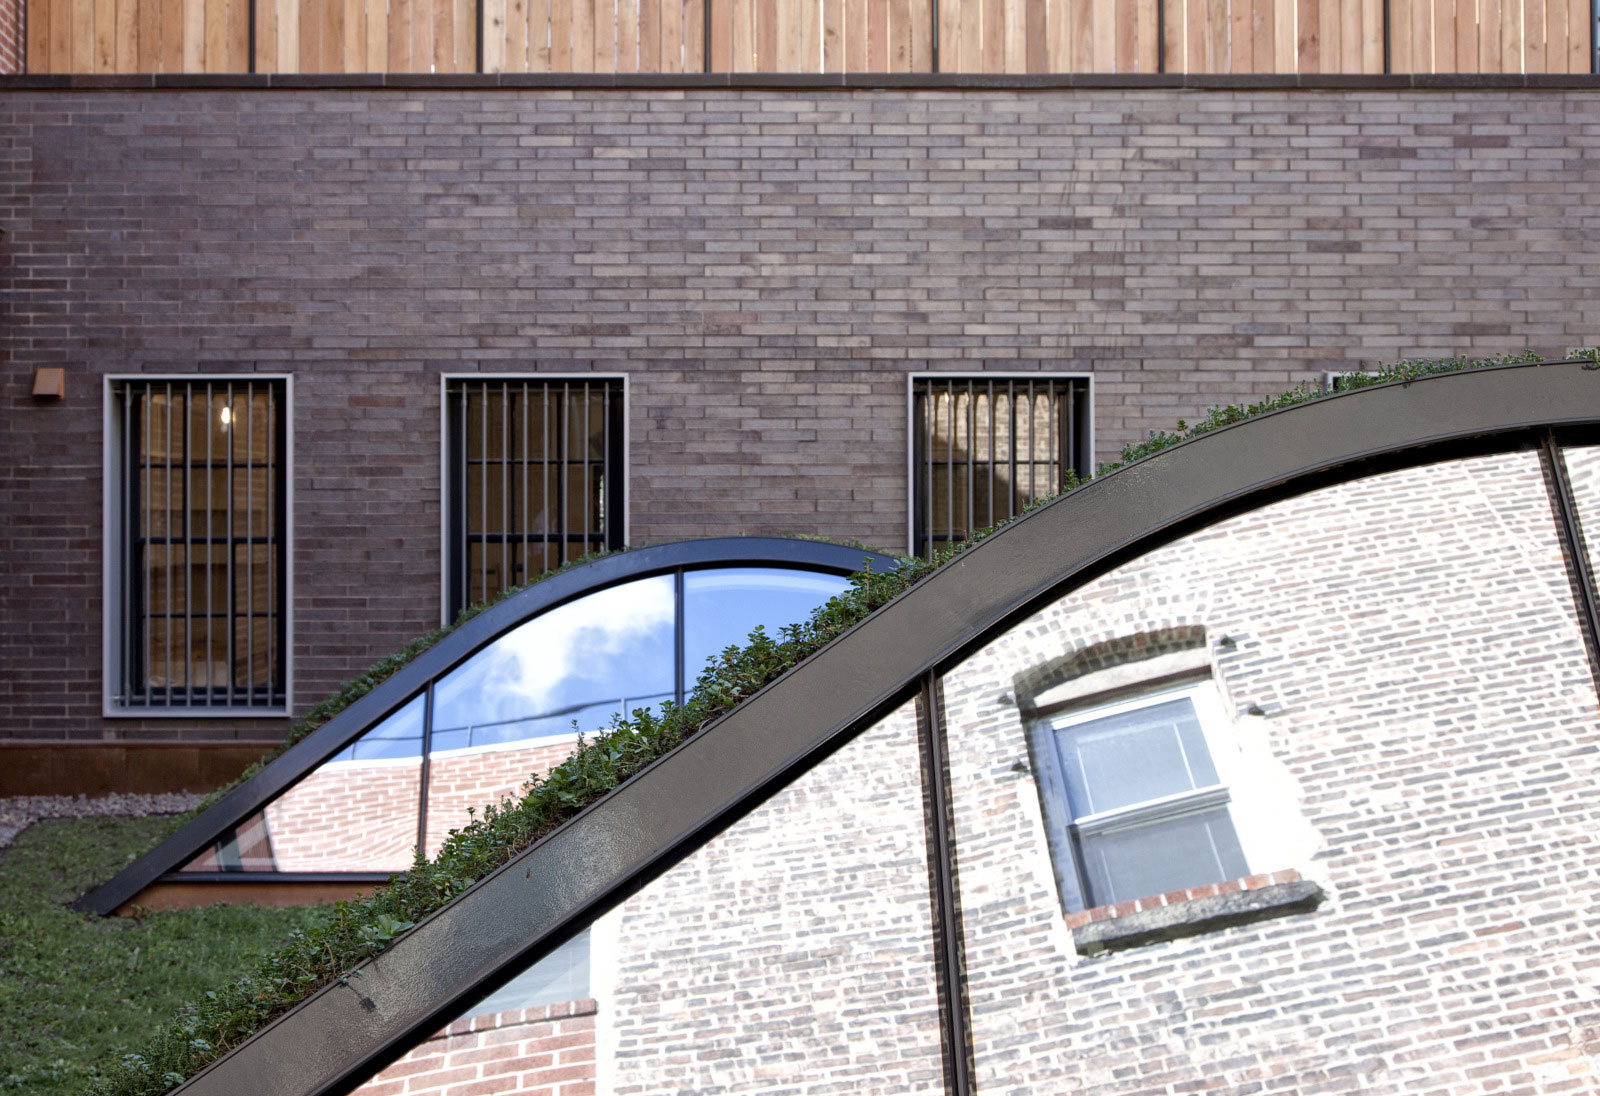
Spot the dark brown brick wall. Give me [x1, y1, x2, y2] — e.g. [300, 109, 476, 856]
[2, 87, 1598, 745]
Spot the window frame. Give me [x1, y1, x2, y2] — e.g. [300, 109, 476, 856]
[439, 373, 630, 627]
[1029, 678, 1247, 913]
[101, 374, 295, 718]
[905, 371, 1094, 558]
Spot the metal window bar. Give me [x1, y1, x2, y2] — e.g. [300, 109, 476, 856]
[119, 379, 285, 709]
[447, 379, 624, 621]
[912, 376, 1090, 560]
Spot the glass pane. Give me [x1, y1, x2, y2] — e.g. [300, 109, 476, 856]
[682, 567, 851, 680]
[425, 576, 675, 855]
[179, 694, 426, 873]
[938, 451, 1598, 1091]
[1054, 696, 1217, 816]
[354, 701, 942, 1096]
[1079, 807, 1248, 907]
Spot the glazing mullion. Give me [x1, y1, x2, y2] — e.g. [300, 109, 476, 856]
[1026, 379, 1036, 505]
[266, 383, 278, 706]
[987, 380, 996, 531]
[1007, 380, 1018, 520]
[182, 382, 193, 704]
[520, 381, 530, 589]
[601, 383, 612, 551]
[582, 382, 593, 556]
[500, 381, 510, 598]
[965, 379, 974, 540]
[479, 384, 489, 605]
[457, 385, 469, 616]
[245, 383, 256, 703]
[204, 383, 215, 703]
[560, 381, 570, 565]
[541, 384, 551, 572]
[225, 382, 235, 708]
[163, 382, 174, 708]
[922, 386, 934, 559]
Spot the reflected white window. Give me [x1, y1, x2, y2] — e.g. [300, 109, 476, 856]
[1034, 683, 1248, 911]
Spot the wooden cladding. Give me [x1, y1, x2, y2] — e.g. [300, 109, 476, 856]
[25, 0, 1595, 73]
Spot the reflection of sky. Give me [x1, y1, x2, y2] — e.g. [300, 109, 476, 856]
[684, 568, 848, 681]
[430, 576, 676, 749]
[328, 692, 428, 763]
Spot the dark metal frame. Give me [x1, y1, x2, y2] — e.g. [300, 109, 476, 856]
[169, 360, 1600, 1096]
[444, 377, 627, 622]
[79, 536, 899, 916]
[114, 378, 289, 712]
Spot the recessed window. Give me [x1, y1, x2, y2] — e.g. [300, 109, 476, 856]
[444, 377, 626, 622]
[909, 374, 1091, 558]
[1032, 682, 1247, 912]
[106, 377, 289, 713]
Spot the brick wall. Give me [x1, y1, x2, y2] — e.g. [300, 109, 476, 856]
[356, 1001, 596, 1096]
[3, 87, 1599, 744]
[0, 0, 20, 74]
[937, 451, 1600, 1093]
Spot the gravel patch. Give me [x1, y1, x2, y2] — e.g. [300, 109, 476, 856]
[0, 792, 203, 852]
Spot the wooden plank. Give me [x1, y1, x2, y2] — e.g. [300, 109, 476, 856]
[935, 0, 957, 67]
[949, 0, 974, 69]
[50, 0, 73, 71]
[1539, 0, 1561, 69]
[528, 0, 550, 68]
[1162, 0, 1183, 69]
[798, 0, 819, 68]
[1450, 0, 1474, 70]
[1523, 0, 1544, 70]
[775, 0, 797, 68]
[664, 0, 684, 70]
[1112, 0, 1131, 69]
[328, 0, 346, 72]
[912, 0, 933, 67]
[890, 0, 911, 68]
[707, 0, 728, 67]
[999, 0, 1020, 69]
[1183, 0, 1205, 70]
[1023, 0, 1046, 68]
[367, 0, 388, 69]
[592, 0, 613, 69]
[202, 0, 225, 69]
[619, 0, 640, 70]
[1320, 0, 1342, 68]
[637, 0, 660, 68]
[27, 0, 49, 72]
[1565, 0, 1584, 71]
[1474, 0, 1496, 68]
[229, 0, 249, 68]
[566, 0, 592, 70]
[1207, 0, 1226, 67]
[1136, 0, 1157, 66]
[549, 0, 570, 67]
[181, 0, 204, 69]
[254, 0, 276, 70]
[854, 0, 875, 68]
[115, 0, 136, 70]
[1295, 0, 1316, 70]
[1231, 0, 1253, 69]
[1092, 0, 1114, 67]
[68, 0, 92, 70]
[1340, 0, 1360, 69]
[483, 0, 507, 67]
[1431, 0, 1454, 67]
[1251, 0, 1274, 71]
[688, 0, 706, 66]
[823, 0, 841, 70]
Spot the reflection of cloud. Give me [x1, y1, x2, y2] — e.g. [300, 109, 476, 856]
[432, 577, 676, 733]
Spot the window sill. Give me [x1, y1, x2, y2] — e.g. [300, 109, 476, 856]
[1068, 870, 1324, 956]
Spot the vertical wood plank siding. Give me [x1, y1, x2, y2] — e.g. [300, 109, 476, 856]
[23, 0, 1597, 76]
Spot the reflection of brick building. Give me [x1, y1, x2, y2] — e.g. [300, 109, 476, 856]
[361, 1002, 597, 1096]
[366, 446, 1600, 1095]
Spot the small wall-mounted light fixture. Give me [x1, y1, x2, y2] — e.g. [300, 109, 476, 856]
[32, 368, 65, 401]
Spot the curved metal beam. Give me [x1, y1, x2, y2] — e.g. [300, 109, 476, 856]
[174, 360, 1600, 1096]
[79, 537, 900, 916]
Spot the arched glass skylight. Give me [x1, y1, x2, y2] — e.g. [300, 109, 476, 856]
[176, 559, 866, 875]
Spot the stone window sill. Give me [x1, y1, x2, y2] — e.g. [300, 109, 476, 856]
[1068, 869, 1324, 956]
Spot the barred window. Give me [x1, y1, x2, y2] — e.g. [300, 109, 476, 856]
[910, 375, 1091, 558]
[108, 377, 289, 712]
[445, 377, 626, 621]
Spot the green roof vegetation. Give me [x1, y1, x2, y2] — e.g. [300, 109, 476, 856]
[0, 817, 330, 1096]
[15, 348, 1590, 1096]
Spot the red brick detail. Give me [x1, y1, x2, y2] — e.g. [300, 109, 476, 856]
[358, 1002, 597, 1096]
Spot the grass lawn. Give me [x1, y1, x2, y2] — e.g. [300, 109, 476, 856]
[0, 815, 332, 1095]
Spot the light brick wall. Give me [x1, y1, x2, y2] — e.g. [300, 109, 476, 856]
[3, 88, 1599, 744]
[356, 1001, 597, 1096]
[603, 700, 946, 1094]
[939, 451, 1600, 1093]
[423, 739, 580, 855]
